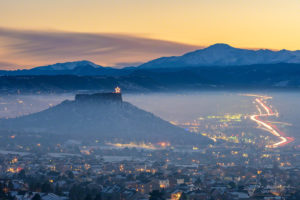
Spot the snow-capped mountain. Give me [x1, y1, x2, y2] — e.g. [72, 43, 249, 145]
[139, 43, 300, 68]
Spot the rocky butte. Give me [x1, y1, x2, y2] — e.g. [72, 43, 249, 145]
[0, 87, 211, 145]
[75, 87, 123, 103]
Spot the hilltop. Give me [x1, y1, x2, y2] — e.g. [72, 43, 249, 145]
[0, 92, 211, 145]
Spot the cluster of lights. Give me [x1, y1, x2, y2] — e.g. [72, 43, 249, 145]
[107, 142, 157, 150]
[7, 167, 22, 173]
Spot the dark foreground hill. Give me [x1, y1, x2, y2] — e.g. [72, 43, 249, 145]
[0, 93, 211, 145]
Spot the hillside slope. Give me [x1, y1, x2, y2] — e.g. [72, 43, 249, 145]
[0, 94, 211, 145]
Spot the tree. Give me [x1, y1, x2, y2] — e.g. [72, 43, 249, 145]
[18, 169, 26, 179]
[8, 180, 14, 190]
[0, 182, 5, 197]
[69, 185, 86, 200]
[41, 181, 53, 193]
[179, 192, 187, 200]
[66, 171, 74, 179]
[7, 192, 14, 200]
[32, 193, 42, 200]
[94, 193, 102, 200]
[54, 184, 63, 196]
[84, 194, 92, 200]
[228, 181, 236, 189]
[149, 190, 165, 200]
[289, 190, 300, 200]
[194, 178, 202, 187]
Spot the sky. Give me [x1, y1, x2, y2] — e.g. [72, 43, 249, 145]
[1, 0, 300, 69]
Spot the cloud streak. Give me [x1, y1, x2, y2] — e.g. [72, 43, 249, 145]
[0, 61, 20, 70]
[0, 28, 201, 69]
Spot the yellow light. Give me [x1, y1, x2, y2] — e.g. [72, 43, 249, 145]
[11, 158, 18, 164]
[242, 153, 248, 158]
[115, 87, 121, 93]
[257, 170, 262, 175]
[7, 168, 20, 173]
[171, 192, 182, 200]
[106, 142, 157, 150]
[157, 141, 170, 148]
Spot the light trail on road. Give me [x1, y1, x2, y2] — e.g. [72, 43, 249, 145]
[249, 95, 294, 148]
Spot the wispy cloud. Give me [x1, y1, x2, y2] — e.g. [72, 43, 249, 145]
[0, 27, 201, 69]
[0, 61, 20, 70]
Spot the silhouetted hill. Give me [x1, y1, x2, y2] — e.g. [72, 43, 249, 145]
[0, 93, 211, 145]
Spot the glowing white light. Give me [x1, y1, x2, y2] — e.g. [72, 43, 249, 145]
[115, 87, 121, 93]
[250, 97, 291, 148]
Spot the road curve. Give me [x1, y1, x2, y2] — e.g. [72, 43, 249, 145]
[250, 96, 294, 148]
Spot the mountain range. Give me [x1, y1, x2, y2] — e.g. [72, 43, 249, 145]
[1, 43, 300, 75]
[139, 43, 300, 68]
[0, 43, 300, 91]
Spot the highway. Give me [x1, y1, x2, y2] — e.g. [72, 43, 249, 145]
[250, 96, 294, 148]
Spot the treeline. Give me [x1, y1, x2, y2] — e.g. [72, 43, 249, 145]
[0, 63, 300, 93]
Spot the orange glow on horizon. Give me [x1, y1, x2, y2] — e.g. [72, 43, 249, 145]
[1, 0, 300, 68]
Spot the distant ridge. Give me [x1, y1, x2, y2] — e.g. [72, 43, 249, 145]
[0, 63, 300, 92]
[0, 60, 133, 76]
[33, 60, 101, 71]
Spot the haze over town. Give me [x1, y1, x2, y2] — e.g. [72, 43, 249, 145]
[1, 1, 300, 200]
